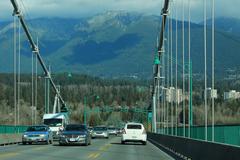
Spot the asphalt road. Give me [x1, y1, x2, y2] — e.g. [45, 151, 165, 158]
[0, 136, 174, 160]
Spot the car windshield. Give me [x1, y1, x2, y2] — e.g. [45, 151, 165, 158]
[127, 124, 142, 129]
[94, 127, 107, 131]
[27, 126, 48, 132]
[65, 125, 86, 131]
[108, 127, 116, 130]
[44, 119, 62, 127]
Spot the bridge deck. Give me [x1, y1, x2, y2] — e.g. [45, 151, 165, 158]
[0, 136, 173, 160]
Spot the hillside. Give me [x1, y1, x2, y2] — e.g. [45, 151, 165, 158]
[0, 12, 240, 78]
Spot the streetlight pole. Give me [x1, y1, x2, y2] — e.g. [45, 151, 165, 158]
[83, 95, 100, 126]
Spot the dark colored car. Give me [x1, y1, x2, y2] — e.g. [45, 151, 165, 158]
[59, 124, 91, 146]
[22, 125, 53, 145]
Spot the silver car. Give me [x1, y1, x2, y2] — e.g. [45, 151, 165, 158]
[92, 126, 109, 139]
[22, 125, 53, 145]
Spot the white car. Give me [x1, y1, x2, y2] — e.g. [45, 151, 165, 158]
[121, 122, 147, 145]
[92, 126, 109, 139]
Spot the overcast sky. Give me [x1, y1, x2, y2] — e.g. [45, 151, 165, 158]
[0, 0, 239, 22]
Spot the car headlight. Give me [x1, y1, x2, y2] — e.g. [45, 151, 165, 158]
[23, 134, 28, 138]
[39, 134, 46, 137]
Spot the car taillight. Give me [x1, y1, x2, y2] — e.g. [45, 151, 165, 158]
[123, 129, 126, 134]
[142, 129, 146, 135]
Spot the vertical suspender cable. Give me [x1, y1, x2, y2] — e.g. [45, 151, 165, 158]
[156, 38, 160, 133]
[204, 0, 208, 141]
[48, 65, 51, 113]
[167, 16, 170, 135]
[13, 16, 17, 127]
[175, 1, 178, 136]
[17, 18, 21, 125]
[182, 0, 186, 137]
[163, 41, 166, 134]
[163, 38, 166, 134]
[188, 0, 191, 138]
[163, 21, 166, 135]
[170, 1, 173, 135]
[212, 0, 215, 142]
[35, 38, 38, 125]
[35, 54, 37, 124]
[31, 51, 34, 125]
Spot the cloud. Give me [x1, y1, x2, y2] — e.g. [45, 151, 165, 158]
[0, 0, 239, 22]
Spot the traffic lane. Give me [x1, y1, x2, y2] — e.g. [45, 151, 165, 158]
[0, 136, 173, 160]
[0, 137, 114, 160]
[96, 137, 174, 160]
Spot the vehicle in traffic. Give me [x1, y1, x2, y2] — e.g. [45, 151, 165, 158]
[88, 126, 93, 135]
[92, 126, 109, 139]
[22, 125, 53, 145]
[121, 122, 147, 145]
[59, 124, 91, 146]
[108, 126, 117, 135]
[117, 128, 123, 135]
[43, 113, 69, 139]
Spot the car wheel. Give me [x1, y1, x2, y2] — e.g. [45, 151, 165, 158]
[28, 142, 32, 145]
[142, 141, 147, 145]
[121, 141, 125, 144]
[22, 142, 26, 145]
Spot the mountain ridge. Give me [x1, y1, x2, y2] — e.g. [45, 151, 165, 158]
[0, 12, 240, 79]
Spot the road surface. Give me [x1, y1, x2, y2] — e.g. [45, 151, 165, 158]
[0, 136, 174, 160]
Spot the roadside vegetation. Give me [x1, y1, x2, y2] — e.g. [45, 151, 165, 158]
[0, 73, 240, 126]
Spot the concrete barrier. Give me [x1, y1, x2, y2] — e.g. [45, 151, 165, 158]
[148, 133, 240, 160]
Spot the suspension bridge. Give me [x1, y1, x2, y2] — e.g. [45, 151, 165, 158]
[0, 0, 240, 160]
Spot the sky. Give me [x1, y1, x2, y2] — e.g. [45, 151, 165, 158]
[0, 0, 239, 22]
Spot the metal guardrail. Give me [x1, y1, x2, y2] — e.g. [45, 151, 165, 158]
[0, 125, 28, 134]
[148, 133, 240, 160]
[158, 124, 240, 146]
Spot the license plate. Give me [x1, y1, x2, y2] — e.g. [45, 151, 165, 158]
[69, 138, 76, 142]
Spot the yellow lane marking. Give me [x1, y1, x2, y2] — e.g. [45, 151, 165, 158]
[88, 153, 97, 158]
[100, 144, 112, 151]
[88, 143, 113, 159]
[0, 152, 19, 159]
[93, 153, 100, 159]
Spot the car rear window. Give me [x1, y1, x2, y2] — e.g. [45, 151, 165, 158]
[27, 126, 48, 132]
[94, 127, 107, 131]
[65, 125, 86, 131]
[127, 124, 142, 129]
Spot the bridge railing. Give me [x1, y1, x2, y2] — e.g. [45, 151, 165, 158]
[158, 124, 240, 146]
[0, 125, 28, 134]
[148, 132, 240, 160]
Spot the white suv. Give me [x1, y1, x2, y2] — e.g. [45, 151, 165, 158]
[121, 122, 147, 145]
